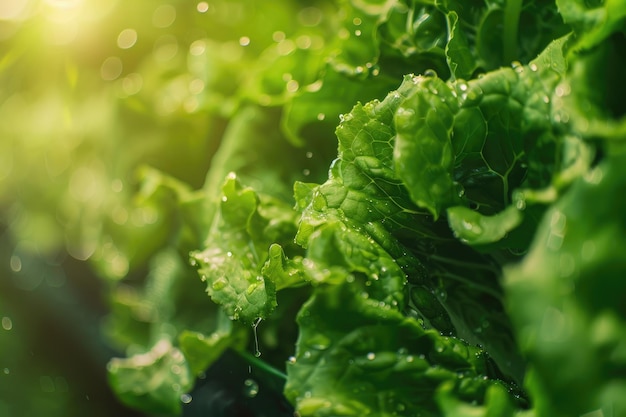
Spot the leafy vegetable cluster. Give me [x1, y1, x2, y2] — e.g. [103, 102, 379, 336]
[102, 1, 626, 416]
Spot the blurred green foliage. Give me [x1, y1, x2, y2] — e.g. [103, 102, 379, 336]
[0, 0, 317, 415]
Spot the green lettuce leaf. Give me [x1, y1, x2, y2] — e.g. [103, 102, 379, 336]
[395, 36, 571, 246]
[505, 152, 626, 417]
[556, 0, 626, 51]
[192, 173, 301, 323]
[178, 311, 247, 376]
[285, 282, 522, 417]
[293, 72, 526, 391]
[107, 339, 193, 415]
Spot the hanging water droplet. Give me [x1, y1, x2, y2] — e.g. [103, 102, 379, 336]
[180, 393, 192, 404]
[243, 379, 259, 398]
[252, 317, 262, 357]
[366, 352, 376, 360]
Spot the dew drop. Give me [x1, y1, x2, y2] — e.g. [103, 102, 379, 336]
[366, 352, 375, 360]
[243, 379, 259, 398]
[181, 393, 192, 404]
[309, 334, 331, 351]
[212, 277, 228, 290]
[9, 255, 21, 272]
[1, 317, 12, 331]
[252, 317, 262, 357]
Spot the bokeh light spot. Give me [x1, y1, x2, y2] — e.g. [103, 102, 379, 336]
[100, 56, 123, 81]
[153, 4, 176, 28]
[117, 28, 137, 49]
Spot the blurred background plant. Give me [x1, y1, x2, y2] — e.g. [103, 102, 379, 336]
[0, 0, 335, 415]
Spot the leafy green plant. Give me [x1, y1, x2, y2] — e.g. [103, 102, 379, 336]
[99, 1, 626, 416]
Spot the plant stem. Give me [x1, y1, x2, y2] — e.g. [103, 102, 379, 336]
[239, 350, 288, 381]
[503, 0, 523, 63]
